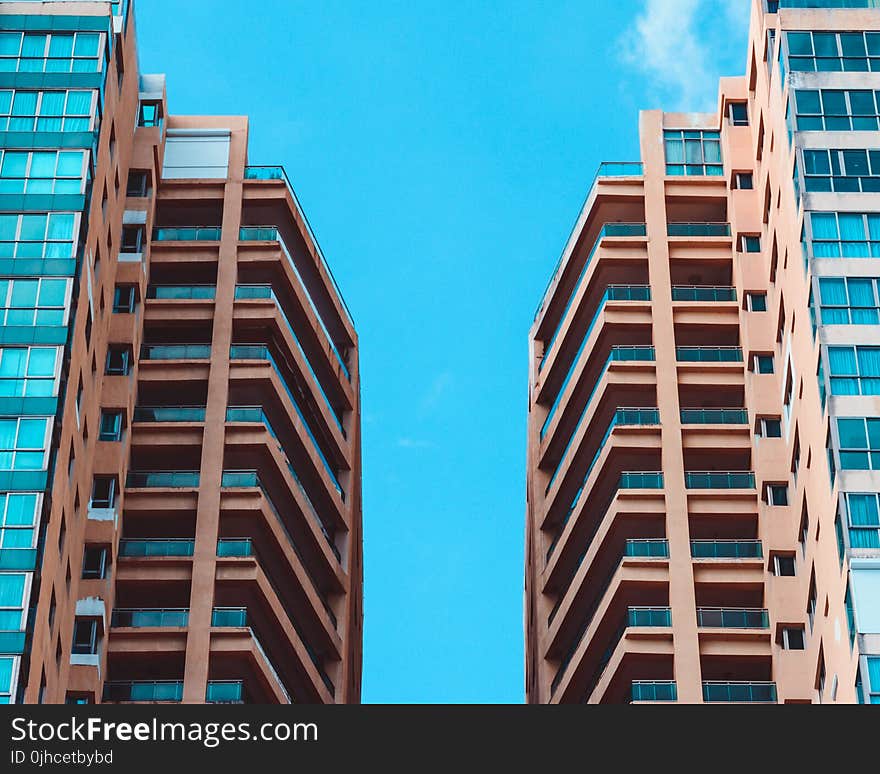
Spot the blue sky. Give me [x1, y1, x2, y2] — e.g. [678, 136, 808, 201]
[136, 0, 750, 703]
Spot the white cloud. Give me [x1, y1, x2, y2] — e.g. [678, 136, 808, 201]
[622, 0, 751, 112]
[419, 371, 454, 415]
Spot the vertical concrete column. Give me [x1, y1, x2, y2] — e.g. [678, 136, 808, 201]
[639, 112, 703, 703]
[182, 121, 248, 703]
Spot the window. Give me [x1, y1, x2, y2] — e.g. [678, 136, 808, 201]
[741, 235, 762, 253]
[126, 170, 150, 198]
[0, 573, 28, 633]
[0, 150, 87, 195]
[137, 101, 162, 128]
[729, 102, 749, 126]
[766, 483, 789, 506]
[0, 89, 95, 133]
[828, 346, 880, 395]
[836, 417, 880, 470]
[809, 212, 880, 259]
[753, 354, 774, 374]
[105, 346, 131, 376]
[795, 88, 880, 131]
[0, 212, 77, 260]
[112, 285, 135, 314]
[781, 626, 805, 650]
[734, 172, 754, 190]
[0, 417, 50, 471]
[786, 30, 880, 74]
[818, 278, 880, 325]
[0, 31, 103, 74]
[98, 410, 123, 442]
[772, 554, 797, 576]
[817, 654, 826, 700]
[799, 503, 810, 557]
[746, 292, 767, 312]
[663, 130, 723, 176]
[845, 493, 880, 549]
[757, 417, 783, 438]
[120, 225, 145, 254]
[81, 545, 108, 579]
[0, 346, 59, 396]
[835, 512, 847, 567]
[0, 278, 69, 328]
[0, 493, 39, 550]
[89, 476, 116, 509]
[868, 657, 880, 703]
[65, 693, 93, 705]
[807, 572, 818, 630]
[71, 618, 98, 655]
[803, 148, 880, 193]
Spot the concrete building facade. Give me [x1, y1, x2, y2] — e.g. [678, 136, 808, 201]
[526, 0, 880, 704]
[0, 0, 362, 705]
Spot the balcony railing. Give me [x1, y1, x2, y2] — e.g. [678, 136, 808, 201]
[627, 606, 672, 627]
[241, 168, 355, 328]
[680, 408, 748, 425]
[141, 344, 212, 360]
[620, 472, 664, 490]
[594, 161, 644, 179]
[211, 607, 248, 627]
[540, 223, 648, 353]
[102, 681, 183, 703]
[234, 285, 345, 430]
[132, 407, 207, 423]
[152, 227, 221, 242]
[550, 539, 669, 694]
[119, 539, 195, 558]
[206, 680, 243, 704]
[685, 471, 756, 489]
[667, 223, 731, 238]
[676, 346, 743, 363]
[631, 680, 677, 702]
[702, 681, 777, 703]
[126, 471, 200, 488]
[217, 538, 254, 557]
[671, 286, 737, 302]
[229, 345, 345, 493]
[111, 609, 189, 628]
[696, 608, 769, 629]
[146, 285, 216, 300]
[545, 346, 656, 493]
[691, 540, 763, 559]
[540, 284, 651, 435]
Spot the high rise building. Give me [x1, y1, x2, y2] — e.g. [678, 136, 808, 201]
[526, 0, 880, 704]
[0, 0, 362, 705]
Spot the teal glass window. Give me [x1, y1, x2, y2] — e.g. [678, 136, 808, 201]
[0, 346, 59, 397]
[809, 211, 880, 258]
[819, 277, 880, 324]
[786, 30, 880, 73]
[0, 573, 27, 632]
[0, 32, 103, 74]
[0, 417, 50, 470]
[754, 355, 775, 374]
[0, 213, 77, 260]
[846, 493, 880, 549]
[0, 150, 87, 196]
[747, 293, 767, 311]
[0, 656, 14, 704]
[98, 411, 123, 442]
[803, 148, 880, 193]
[837, 417, 880, 470]
[663, 130, 723, 176]
[0, 278, 69, 327]
[828, 346, 880, 394]
[795, 88, 880, 131]
[0, 89, 99, 133]
[0, 493, 39, 549]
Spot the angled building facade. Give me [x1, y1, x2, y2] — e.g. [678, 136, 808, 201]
[0, 0, 362, 705]
[527, 0, 880, 704]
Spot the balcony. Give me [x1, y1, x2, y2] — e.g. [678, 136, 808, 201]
[627, 606, 672, 627]
[671, 286, 737, 303]
[691, 540, 763, 559]
[152, 227, 221, 242]
[102, 681, 183, 703]
[146, 286, 216, 300]
[234, 285, 344, 429]
[206, 680, 244, 704]
[696, 608, 769, 629]
[111, 609, 189, 628]
[630, 680, 677, 702]
[685, 471, 755, 489]
[118, 539, 195, 558]
[540, 224, 648, 355]
[702, 681, 777, 703]
[680, 409, 748, 425]
[132, 407, 207, 422]
[542, 344, 655, 447]
[141, 344, 212, 361]
[667, 223, 731, 238]
[676, 346, 743, 363]
[126, 471, 200, 488]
